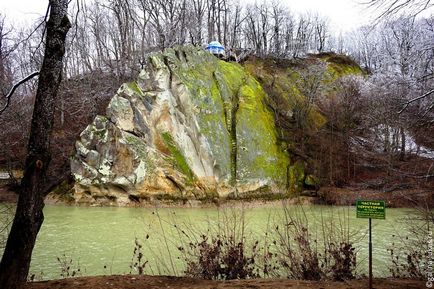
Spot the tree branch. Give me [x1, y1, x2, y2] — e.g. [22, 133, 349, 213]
[0, 71, 40, 114]
[398, 88, 434, 114]
[362, 0, 434, 26]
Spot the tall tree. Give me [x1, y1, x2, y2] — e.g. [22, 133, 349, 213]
[0, 14, 13, 96]
[0, 1, 70, 288]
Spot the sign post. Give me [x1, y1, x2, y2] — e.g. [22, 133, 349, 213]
[356, 200, 386, 289]
[369, 217, 372, 289]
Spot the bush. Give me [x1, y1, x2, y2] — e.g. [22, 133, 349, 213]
[183, 234, 258, 280]
[56, 253, 82, 278]
[134, 205, 359, 281]
[327, 241, 357, 281]
[0, 204, 14, 252]
[177, 208, 266, 280]
[387, 206, 433, 278]
[274, 205, 358, 281]
[129, 237, 148, 275]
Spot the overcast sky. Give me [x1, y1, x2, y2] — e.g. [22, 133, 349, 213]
[0, 0, 373, 33]
[246, 0, 370, 32]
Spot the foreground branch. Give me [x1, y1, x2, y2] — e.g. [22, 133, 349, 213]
[364, 0, 434, 20]
[0, 71, 40, 114]
[398, 88, 434, 114]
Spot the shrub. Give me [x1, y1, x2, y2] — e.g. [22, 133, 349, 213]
[327, 241, 357, 281]
[129, 237, 149, 275]
[0, 204, 14, 252]
[387, 206, 432, 278]
[183, 234, 259, 280]
[177, 208, 265, 280]
[274, 204, 358, 281]
[56, 253, 82, 278]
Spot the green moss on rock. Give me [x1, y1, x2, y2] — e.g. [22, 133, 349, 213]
[236, 74, 289, 184]
[305, 174, 319, 187]
[161, 132, 195, 183]
[167, 48, 290, 187]
[288, 160, 305, 194]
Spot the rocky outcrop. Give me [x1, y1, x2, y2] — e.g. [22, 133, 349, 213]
[71, 46, 290, 205]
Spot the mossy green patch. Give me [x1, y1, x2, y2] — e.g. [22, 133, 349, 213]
[314, 52, 364, 79]
[305, 174, 319, 187]
[287, 160, 305, 194]
[168, 49, 290, 187]
[126, 81, 145, 97]
[309, 109, 327, 129]
[236, 73, 290, 184]
[216, 61, 246, 95]
[167, 52, 232, 179]
[326, 63, 363, 79]
[161, 132, 195, 183]
[123, 131, 154, 172]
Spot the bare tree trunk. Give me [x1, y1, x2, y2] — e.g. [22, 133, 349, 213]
[400, 126, 406, 160]
[0, 1, 70, 288]
[207, 0, 216, 42]
[216, 0, 222, 42]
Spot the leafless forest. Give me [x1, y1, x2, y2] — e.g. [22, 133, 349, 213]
[1, 0, 433, 190]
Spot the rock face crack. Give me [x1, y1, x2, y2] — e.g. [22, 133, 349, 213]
[229, 78, 246, 186]
[213, 70, 246, 186]
[162, 56, 173, 90]
[213, 71, 229, 131]
[162, 54, 214, 180]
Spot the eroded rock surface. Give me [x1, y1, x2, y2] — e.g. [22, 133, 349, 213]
[71, 46, 289, 205]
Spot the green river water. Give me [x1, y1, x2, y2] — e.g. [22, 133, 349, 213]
[0, 204, 421, 280]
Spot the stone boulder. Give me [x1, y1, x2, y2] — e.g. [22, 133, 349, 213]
[71, 46, 289, 205]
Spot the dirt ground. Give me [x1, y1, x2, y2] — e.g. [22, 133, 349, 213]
[25, 275, 425, 289]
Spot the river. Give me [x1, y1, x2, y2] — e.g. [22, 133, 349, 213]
[0, 203, 421, 280]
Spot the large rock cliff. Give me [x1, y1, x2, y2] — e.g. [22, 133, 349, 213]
[71, 46, 291, 205]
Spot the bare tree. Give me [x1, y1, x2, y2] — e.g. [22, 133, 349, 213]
[228, 2, 243, 49]
[282, 11, 295, 56]
[0, 1, 70, 289]
[313, 14, 330, 52]
[293, 14, 313, 57]
[0, 14, 13, 96]
[270, 2, 285, 55]
[292, 61, 330, 129]
[206, 0, 217, 42]
[244, 4, 260, 52]
[188, 0, 206, 45]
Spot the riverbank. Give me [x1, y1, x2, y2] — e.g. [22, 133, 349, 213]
[25, 275, 425, 289]
[45, 186, 434, 208]
[317, 186, 433, 208]
[1, 183, 433, 208]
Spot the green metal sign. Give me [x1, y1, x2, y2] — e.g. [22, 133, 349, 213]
[356, 200, 386, 219]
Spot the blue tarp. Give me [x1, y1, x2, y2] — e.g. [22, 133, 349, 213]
[206, 41, 225, 55]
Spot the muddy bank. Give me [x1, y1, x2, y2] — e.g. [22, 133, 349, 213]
[44, 186, 434, 208]
[25, 275, 425, 289]
[1, 183, 432, 209]
[317, 186, 434, 208]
